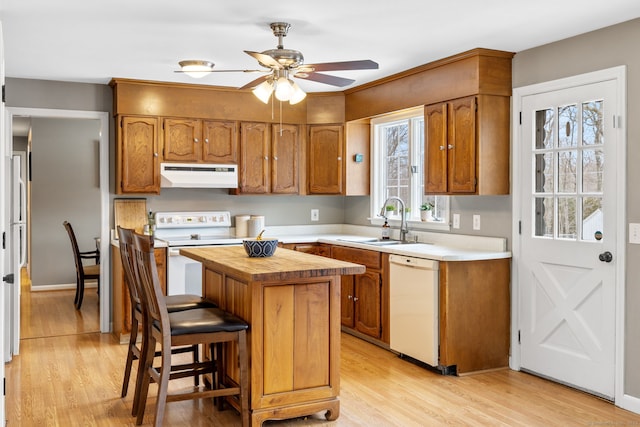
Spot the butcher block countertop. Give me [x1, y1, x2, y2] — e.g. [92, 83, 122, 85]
[180, 245, 366, 282]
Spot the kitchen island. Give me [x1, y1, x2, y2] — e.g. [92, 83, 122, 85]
[180, 245, 366, 427]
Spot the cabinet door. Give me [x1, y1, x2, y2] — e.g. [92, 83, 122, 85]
[341, 275, 355, 328]
[448, 96, 477, 193]
[119, 116, 160, 194]
[308, 125, 343, 194]
[424, 103, 448, 194]
[271, 124, 299, 194]
[239, 122, 270, 193]
[202, 120, 238, 163]
[354, 270, 382, 339]
[163, 118, 202, 162]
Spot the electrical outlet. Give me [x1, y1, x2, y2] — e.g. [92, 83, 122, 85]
[630, 223, 640, 244]
[453, 214, 460, 229]
[473, 214, 481, 230]
[311, 209, 319, 221]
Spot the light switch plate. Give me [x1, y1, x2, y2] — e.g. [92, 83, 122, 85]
[473, 214, 481, 230]
[453, 214, 460, 229]
[311, 209, 319, 221]
[630, 223, 640, 244]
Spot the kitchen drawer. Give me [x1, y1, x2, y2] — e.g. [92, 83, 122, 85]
[331, 246, 381, 270]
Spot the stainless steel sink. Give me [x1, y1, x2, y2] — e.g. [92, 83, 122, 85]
[338, 238, 425, 247]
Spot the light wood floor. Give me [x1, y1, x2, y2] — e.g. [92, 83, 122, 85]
[6, 274, 640, 426]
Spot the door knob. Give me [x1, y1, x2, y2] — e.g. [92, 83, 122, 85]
[599, 251, 613, 263]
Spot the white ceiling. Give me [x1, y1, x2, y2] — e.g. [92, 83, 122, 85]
[1, 1, 640, 94]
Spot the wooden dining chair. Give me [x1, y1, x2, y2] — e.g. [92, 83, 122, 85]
[63, 221, 100, 310]
[116, 226, 217, 417]
[131, 232, 249, 427]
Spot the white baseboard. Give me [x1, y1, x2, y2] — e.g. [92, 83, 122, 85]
[30, 280, 98, 292]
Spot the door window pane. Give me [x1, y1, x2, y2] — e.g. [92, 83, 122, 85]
[534, 197, 554, 237]
[558, 105, 577, 148]
[535, 153, 554, 193]
[582, 197, 603, 241]
[557, 150, 577, 193]
[535, 108, 554, 150]
[583, 100, 603, 146]
[557, 197, 577, 239]
[582, 149, 604, 193]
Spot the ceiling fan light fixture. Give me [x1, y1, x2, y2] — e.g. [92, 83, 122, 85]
[252, 80, 274, 104]
[179, 60, 214, 78]
[274, 76, 294, 101]
[288, 81, 306, 105]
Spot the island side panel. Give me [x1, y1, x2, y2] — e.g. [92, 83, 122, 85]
[250, 276, 341, 411]
[204, 265, 342, 418]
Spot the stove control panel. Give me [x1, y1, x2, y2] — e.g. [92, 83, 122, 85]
[154, 211, 232, 228]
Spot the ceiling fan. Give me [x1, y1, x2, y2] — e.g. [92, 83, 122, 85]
[177, 22, 379, 104]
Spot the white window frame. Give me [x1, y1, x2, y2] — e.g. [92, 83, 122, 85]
[370, 107, 450, 231]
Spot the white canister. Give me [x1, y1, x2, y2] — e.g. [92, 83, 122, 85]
[235, 215, 251, 237]
[247, 215, 265, 238]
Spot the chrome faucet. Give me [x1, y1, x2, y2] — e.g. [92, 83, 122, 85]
[379, 196, 409, 242]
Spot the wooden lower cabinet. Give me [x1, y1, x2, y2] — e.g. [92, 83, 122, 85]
[438, 258, 511, 374]
[331, 246, 386, 342]
[111, 244, 166, 342]
[280, 242, 331, 257]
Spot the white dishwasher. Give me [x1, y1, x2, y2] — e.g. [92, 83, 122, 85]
[389, 254, 439, 367]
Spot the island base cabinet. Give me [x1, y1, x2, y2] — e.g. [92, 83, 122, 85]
[438, 258, 511, 374]
[204, 268, 341, 426]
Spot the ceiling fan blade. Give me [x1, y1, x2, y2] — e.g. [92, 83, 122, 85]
[298, 59, 379, 73]
[244, 50, 283, 69]
[296, 72, 355, 87]
[174, 69, 264, 74]
[238, 74, 271, 90]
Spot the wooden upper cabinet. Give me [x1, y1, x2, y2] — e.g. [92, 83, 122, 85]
[271, 124, 299, 194]
[308, 125, 344, 194]
[238, 122, 299, 194]
[424, 95, 510, 195]
[117, 115, 160, 194]
[163, 118, 238, 164]
[239, 122, 270, 193]
[163, 118, 202, 162]
[202, 120, 238, 163]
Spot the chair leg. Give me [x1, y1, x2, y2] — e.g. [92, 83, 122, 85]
[73, 278, 80, 306]
[153, 337, 172, 427]
[75, 277, 85, 310]
[192, 344, 200, 387]
[135, 330, 155, 423]
[238, 330, 249, 427]
[121, 315, 139, 398]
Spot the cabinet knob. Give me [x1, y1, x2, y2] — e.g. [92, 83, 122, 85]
[439, 146, 445, 150]
[194, 138, 199, 143]
[337, 156, 342, 161]
[204, 138, 209, 144]
[154, 153, 158, 157]
[353, 297, 359, 302]
[264, 156, 269, 160]
[273, 156, 278, 161]
[448, 144, 454, 149]
[347, 295, 352, 300]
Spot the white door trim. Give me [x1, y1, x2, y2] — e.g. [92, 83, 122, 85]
[5, 107, 111, 334]
[511, 66, 627, 406]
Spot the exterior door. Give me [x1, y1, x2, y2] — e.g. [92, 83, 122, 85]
[518, 78, 619, 399]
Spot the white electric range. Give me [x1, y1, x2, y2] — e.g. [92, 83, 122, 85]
[153, 211, 241, 295]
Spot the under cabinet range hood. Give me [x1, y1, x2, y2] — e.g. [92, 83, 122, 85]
[160, 163, 238, 188]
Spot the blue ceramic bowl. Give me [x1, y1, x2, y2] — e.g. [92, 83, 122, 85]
[243, 238, 278, 257]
